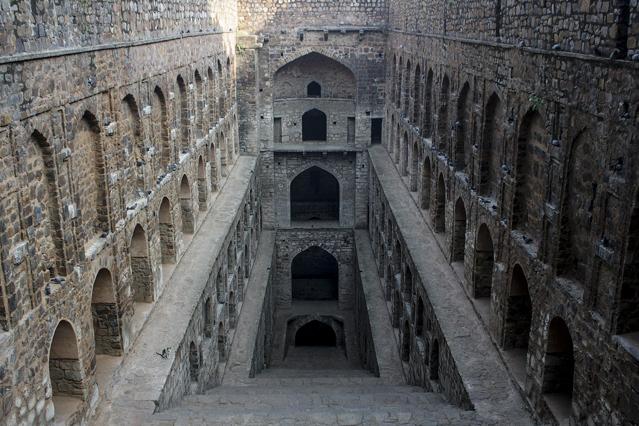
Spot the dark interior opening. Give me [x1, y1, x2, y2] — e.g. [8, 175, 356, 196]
[302, 109, 327, 141]
[307, 81, 321, 98]
[295, 320, 336, 346]
[292, 246, 338, 300]
[371, 118, 383, 144]
[290, 166, 339, 221]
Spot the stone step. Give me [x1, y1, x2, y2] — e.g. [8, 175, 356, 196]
[246, 375, 388, 386]
[257, 367, 375, 378]
[200, 384, 428, 396]
[152, 407, 484, 426]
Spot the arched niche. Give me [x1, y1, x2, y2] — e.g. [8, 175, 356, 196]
[291, 246, 338, 301]
[302, 109, 327, 141]
[274, 52, 356, 99]
[290, 166, 339, 222]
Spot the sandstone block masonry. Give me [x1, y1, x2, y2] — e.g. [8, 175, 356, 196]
[383, 1, 639, 424]
[0, 0, 245, 423]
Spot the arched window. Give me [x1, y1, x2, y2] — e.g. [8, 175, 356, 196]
[180, 175, 194, 234]
[291, 246, 338, 301]
[302, 109, 327, 141]
[290, 167, 339, 222]
[307, 81, 321, 98]
[91, 269, 123, 356]
[452, 198, 467, 262]
[503, 265, 532, 356]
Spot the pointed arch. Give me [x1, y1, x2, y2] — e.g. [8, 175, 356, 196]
[455, 82, 470, 171]
[401, 320, 411, 362]
[438, 75, 450, 151]
[307, 81, 321, 97]
[180, 175, 194, 234]
[207, 67, 218, 124]
[302, 108, 327, 141]
[503, 264, 532, 353]
[542, 317, 574, 421]
[152, 86, 171, 170]
[292, 246, 339, 301]
[121, 94, 144, 198]
[91, 268, 123, 355]
[424, 69, 434, 137]
[209, 143, 218, 192]
[176, 75, 189, 152]
[512, 109, 547, 244]
[480, 92, 502, 198]
[403, 59, 411, 116]
[420, 157, 432, 210]
[452, 198, 467, 262]
[158, 197, 176, 264]
[30, 130, 66, 279]
[130, 224, 153, 303]
[74, 111, 108, 240]
[290, 166, 340, 222]
[197, 156, 207, 211]
[194, 70, 205, 139]
[49, 320, 84, 421]
[434, 174, 446, 233]
[410, 140, 420, 191]
[556, 129, 597, 283]
[473, 224, 494, 298]
[413, 64, 422, 125]
[401, 131, 409, 176]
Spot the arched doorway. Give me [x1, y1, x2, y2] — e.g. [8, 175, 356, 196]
[542, 317, 574, 422]
[473, 224, 494, 299]
[504, 265, 532, 352]
[91, 269, 123, 356]
[302, 109, 327, 141]
[295, 320, 336, 346]
[401, 320, 411, 362]
[452, 198, 467, 263]
[48, 321, 84, 422]
[421, 157, 431, 210]
[197, 156, 207, 211]
[130, 224, 153, 303]
[291, 246, 338, 301]
[290, 167, 339, 222]
[180, 175, 194, 234]
[159, 197, 176, 265]
[434, 174, 446, 233]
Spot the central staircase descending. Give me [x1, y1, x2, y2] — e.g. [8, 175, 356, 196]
[152, 346, 490, 425]
[152, 357, 486, 425]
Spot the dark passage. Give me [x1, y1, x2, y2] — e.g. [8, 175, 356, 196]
[290, 166, 339, 221]
[292, 246, 338, 300]
[295, 320, 337, 346]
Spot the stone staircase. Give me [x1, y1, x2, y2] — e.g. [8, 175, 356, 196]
[152, 376, 486, 425]
[150, 347, 491, 426]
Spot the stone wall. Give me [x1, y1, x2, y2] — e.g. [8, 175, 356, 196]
[383, 1, 639, 423]
[261, 151, 365, 228]
[238, 0, 387, 34]
[388, 0, 638, 59]
[274, 229, 355, 310]
[235, 26, 386, 153]
[0, 0, 243, 421]
[0, 0, 238, 56]
[367, 172, 472, 409]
